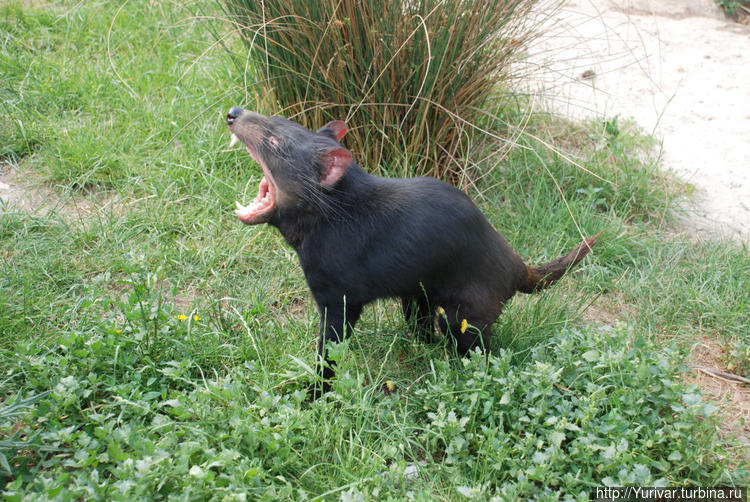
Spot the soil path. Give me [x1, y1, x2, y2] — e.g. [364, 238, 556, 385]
[528, 0, 750, 241]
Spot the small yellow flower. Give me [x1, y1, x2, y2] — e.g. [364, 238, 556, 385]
[193, 314, 202, 321]
[385, 380, 396, 392]
[115, 329, 122, 333]
[460, 319, 468, 334]
[177, 314, 188, 321]
[436, 306, 445, 316]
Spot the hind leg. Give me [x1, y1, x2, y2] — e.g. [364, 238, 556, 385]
[435, 304, 493, 355]
[401, 295, 433, 342]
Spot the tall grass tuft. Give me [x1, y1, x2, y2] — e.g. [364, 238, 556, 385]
[220, 0, 544, 184]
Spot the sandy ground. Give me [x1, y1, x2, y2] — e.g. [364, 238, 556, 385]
[527, 0, 750, 241]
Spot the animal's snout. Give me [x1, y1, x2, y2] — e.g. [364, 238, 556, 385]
[226, 107, 244, 125]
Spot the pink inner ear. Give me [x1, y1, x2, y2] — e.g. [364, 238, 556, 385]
[324, 120, 348, 142]
[320, 147, 352, 186]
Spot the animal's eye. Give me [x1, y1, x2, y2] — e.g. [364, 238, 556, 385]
[268, 136, 279, 148]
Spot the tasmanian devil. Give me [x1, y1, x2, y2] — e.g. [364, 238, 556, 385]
[227, 107, 600, 397]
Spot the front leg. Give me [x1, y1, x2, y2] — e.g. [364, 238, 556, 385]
[311, 299, 363, 398]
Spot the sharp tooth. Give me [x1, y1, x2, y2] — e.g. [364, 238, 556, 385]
[229, 133, 239, 147]
[235, 200, 244, 210]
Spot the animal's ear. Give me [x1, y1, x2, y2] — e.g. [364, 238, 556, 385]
[317, 120, 348, 142]
[319, 147, 352, 186]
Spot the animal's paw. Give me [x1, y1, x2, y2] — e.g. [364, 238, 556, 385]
[306, 380, 331, 401]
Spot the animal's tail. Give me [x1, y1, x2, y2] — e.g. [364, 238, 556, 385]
[517, 232, 602, 294]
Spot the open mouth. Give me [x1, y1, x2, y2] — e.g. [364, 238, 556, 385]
[232, 136, 277, 224]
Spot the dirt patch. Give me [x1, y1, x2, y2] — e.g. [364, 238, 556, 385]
[1, 161, 121, 219]
[1, 161, 53, 213]
[581, 293, 636, 327]
[686, 335, 750, 463]
[526, 0, 750, 241]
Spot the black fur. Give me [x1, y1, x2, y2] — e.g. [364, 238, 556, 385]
[227, 108, 599, 397]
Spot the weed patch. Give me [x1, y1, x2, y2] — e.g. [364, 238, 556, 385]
[2, 319, 738, 498]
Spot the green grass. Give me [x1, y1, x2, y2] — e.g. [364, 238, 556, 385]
[715, 0, 750, 19]
[1, 0, 749, 498]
